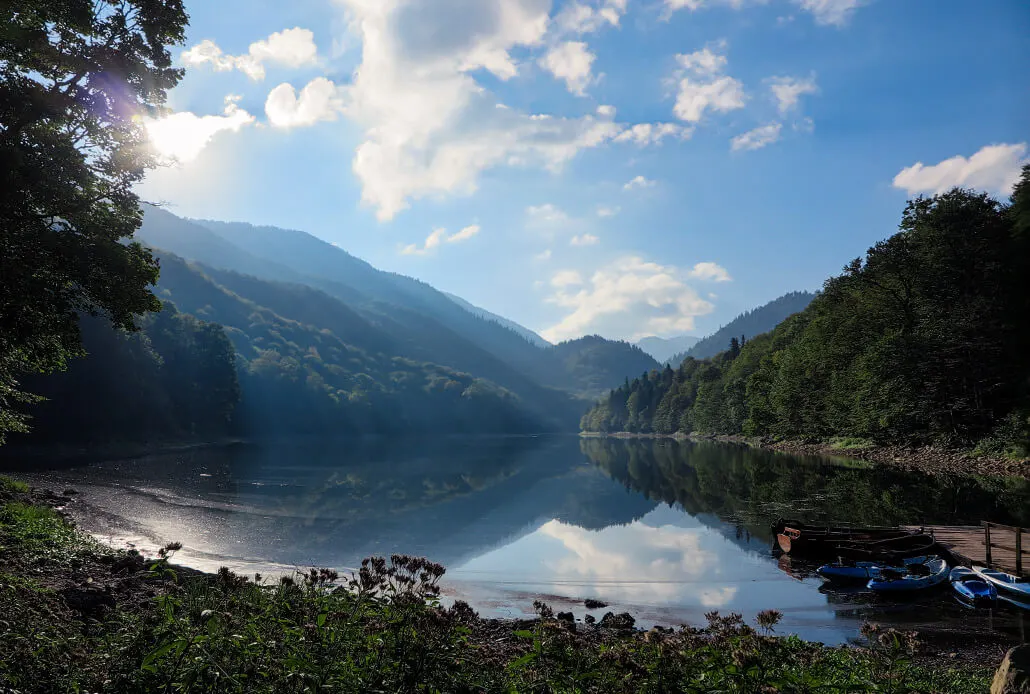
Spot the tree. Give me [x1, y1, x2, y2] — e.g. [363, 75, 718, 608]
[0, 0, 188, 442]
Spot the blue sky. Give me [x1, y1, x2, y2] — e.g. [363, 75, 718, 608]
[139, 0, 1029, 343]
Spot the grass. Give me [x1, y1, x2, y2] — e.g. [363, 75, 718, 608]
[828, 436, 876, 451]
[0, 476, 30, 494]
[0, 484, 997, 693]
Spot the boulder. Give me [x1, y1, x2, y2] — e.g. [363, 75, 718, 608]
[993, 645, 1030, 694]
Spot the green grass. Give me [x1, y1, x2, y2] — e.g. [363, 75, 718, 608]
[0, 476, 30, 494]
[828, 436, 876, 450]
[0, 491, 997, 693]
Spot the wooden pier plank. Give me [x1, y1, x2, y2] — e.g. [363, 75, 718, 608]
[904, 524, 1028, 576]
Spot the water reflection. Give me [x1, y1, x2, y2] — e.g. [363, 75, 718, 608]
[11, 435, 1029, 645]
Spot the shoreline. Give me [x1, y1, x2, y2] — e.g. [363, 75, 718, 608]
[580, 431, 1030, 479]
[0, 480, 1010, 685]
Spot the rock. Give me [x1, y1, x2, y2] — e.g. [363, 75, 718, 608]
[61, 586, 115, 618]
[556, 611, 575, 623]
[584, 614, 596, 625]
[599, 611, 636, 630]
[992, 645, 1030, 694]
[584, 598, 608, 609]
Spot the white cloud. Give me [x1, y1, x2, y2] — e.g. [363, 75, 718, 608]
[551, 269, 584, 287]
[265, 77, 343, 128]
[401, 224, 481, 255]
[671, 45, 746, 123]
[555, 0, 628, 34]
[767, 75, 818, 114]
[335, 0, 628, 221]
[535, 249, 553, 262]
[145, 95, 255, 163]
[663, 0, 758, 20]
[540, 41, 596, 96]
[597, 205, 620, 217]
[613, 122, 691, 146]
[675, 45, 727, 77]
[597, 104, 616, 118]
[674, 76, 746, 123]
[623, 175, 656, 191]
[527, 203, 570, 225]
[542, 256, 715, 342]
[181, 28, 318, 81]
[730, 122, 782, 151]
[793, 0, 864, 26]
[892, 143, 1028, 196]
[447, 224, 481, 242]
[570, 233, 600, 246]
[687, 261, 732, 282]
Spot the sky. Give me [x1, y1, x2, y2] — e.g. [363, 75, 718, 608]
[138, 0, 1030, 344]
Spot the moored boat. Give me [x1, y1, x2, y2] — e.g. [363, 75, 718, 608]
[835, 533, 938, 561]
[867, 557, 949, 592]
[949, 567, 998, 605]
[971, 567, 1030, 600]
[817, 555, 933, 582]
[772, 519, 919, 557]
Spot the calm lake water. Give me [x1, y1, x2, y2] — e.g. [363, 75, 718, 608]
[10, 436, 1030, 646]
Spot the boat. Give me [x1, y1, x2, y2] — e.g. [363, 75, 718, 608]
[949, 567, 998, 605]
[772, 519, 919, 557]
[835, 533, 939, 561]
[999, 594, 1030, 611]
[867, 557, 949, 592]
[971, 567, 1030, 600]
[817, 555, 934, 582]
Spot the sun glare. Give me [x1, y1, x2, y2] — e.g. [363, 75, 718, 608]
[145, 97, 254, 163]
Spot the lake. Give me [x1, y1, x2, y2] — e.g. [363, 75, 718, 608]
[10, 436, 1030, 646]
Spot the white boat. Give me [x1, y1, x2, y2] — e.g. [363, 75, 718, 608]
[971, 566, 1030, 600]
[867, 557, 949, 592]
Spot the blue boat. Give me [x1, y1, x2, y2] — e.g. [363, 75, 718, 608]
[949, 567, 997, 605]
[817, 555, 933, 582]
[867, 557, 949, 592]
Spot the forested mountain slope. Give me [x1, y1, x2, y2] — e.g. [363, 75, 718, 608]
[19, 305, 240, 444]
[139, 208, 654, 400]
[668, 292, 815, 363]
[584, 175, 1030, 455]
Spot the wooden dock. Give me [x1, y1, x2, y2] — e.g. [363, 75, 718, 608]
[905, 523, 1028, 576]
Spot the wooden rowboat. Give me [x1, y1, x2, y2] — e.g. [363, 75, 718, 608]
[772, 519, 919, 557]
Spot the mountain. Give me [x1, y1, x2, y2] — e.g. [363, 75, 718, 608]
[634, 335, 699, 363]
[669, 291, 816, 363]
[136, 208, 655, 421]
[443, 293, 550, 348]
[549, 336, 659, 397]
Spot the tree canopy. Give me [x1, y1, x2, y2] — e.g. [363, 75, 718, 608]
[0, 0, 188, 442]
[584, 171, 1030, 456]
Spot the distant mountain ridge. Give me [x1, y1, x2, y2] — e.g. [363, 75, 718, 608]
[634, 335, 699, 363]
[136, 208, 658, 429]
[443, 293, 550, 348]
[669, 291, 816, 363]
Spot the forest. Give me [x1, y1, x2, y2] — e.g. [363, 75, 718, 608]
[583, 173, 1030, 456]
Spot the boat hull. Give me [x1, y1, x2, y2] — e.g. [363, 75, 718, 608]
[867, 558, 949, 592]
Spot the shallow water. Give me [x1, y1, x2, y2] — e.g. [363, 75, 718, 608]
[8, 436, 1030, 646]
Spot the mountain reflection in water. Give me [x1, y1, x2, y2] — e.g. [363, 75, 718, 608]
[14, 435, 1030, 645]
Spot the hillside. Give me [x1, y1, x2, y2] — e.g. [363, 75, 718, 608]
[443, 292, 549, 348]
[139, 208, 653, 403]
[634, 335, 699, 363]
[668, 291, 815, 363]
[583, 178, 1030, 455]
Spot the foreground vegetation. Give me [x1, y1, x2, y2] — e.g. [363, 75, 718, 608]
[0, 479, 994, 693]
[584, 174, 1030, 459]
